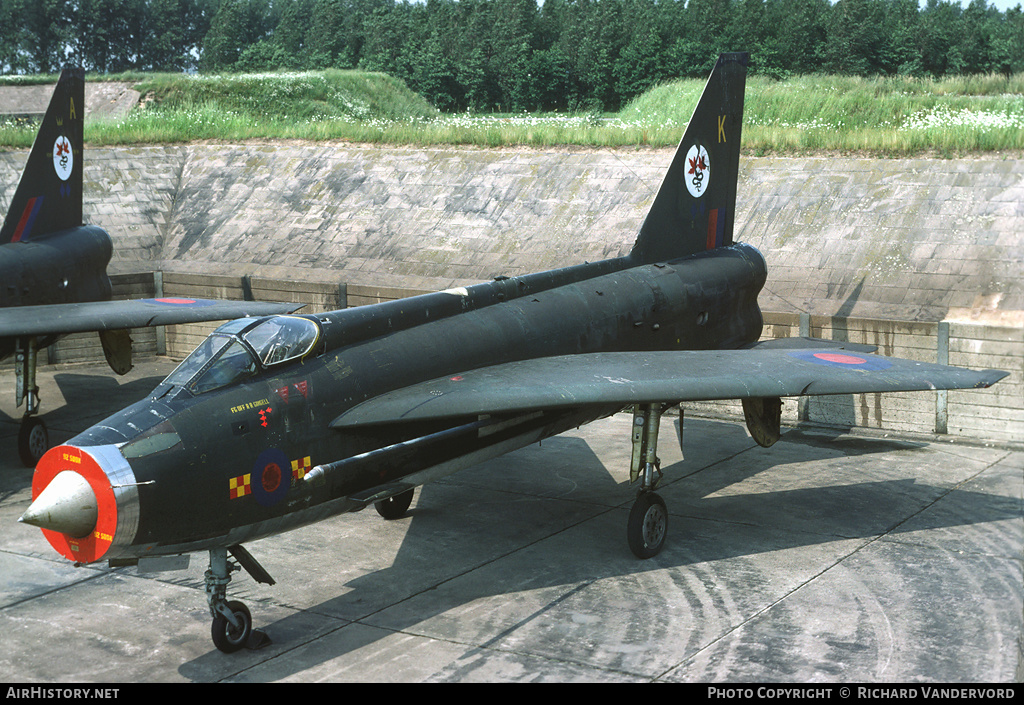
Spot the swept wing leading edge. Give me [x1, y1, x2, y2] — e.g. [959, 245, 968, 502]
[332, 343, 1007, 428]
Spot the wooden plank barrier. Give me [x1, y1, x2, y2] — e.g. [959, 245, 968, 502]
[14, 273, 1022, 445]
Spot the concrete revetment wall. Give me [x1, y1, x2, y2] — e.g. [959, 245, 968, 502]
[0, 144, 1020, 444]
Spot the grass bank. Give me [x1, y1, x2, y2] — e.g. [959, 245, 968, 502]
[2, 69, 1023, 155]
[622, 73, 1024, 155]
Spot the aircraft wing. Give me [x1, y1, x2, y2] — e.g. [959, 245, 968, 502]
[332, 342, 1007, 428]
[0, 298, 302, 337]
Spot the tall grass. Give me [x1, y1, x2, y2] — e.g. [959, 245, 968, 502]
[0, 117, 37, 148]
[132, 70, 439, 123]
[2, 69, 1023, 155]
[622, 73, 1024, 155]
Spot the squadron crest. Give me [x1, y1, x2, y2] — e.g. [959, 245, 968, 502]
[52, 135, 73, 181]
[685, 144, 710, 198]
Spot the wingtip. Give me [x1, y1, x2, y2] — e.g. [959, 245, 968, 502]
[976, 369, 1011, 388]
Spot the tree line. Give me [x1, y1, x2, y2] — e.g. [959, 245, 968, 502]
[3, 0, 1024, 112]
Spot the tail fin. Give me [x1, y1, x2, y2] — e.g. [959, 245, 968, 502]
[630, 52, 748, 264]
[1, 68, 85, 244]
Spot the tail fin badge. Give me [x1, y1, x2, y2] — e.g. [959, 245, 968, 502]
[53, 136, 73, 181]
[685, 144, 710, 198]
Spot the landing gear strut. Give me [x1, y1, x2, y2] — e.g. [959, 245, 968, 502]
[626, 403, 674, 559]
[15, 337, 48, 467]
[204, 546, 274, 653]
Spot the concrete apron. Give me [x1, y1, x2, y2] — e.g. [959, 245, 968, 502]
[0, 358, 1019, 682]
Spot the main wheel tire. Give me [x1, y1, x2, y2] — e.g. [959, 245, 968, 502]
[211, 600, 252, 653]
[18, 417, 48, 467]
[374, 488, 415, 520]
[627, 492, 668, 559]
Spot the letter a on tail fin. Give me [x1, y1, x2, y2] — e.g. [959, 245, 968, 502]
[1, 68, 84, 244]
[630, 52, 748, 265]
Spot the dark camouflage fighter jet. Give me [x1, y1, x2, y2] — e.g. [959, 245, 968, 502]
[0, 69, 298, 466]
[19, 54, 1006, 653]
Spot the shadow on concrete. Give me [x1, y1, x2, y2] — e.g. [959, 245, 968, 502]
[780, 426, 926, 455]
[177, 416, 1019, 681]
[0, 370, 166, 499]
[805, 277, 864, 432]
[0, 371, 164, 430]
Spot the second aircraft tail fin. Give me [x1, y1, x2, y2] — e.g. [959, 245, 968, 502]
[629, 52, 748, 265]
[0, 68, 85, 244]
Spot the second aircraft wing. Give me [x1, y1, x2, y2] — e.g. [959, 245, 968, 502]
[0, 298, 302, 337]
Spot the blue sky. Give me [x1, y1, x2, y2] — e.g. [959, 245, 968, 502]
[929, 0, 1022, 10]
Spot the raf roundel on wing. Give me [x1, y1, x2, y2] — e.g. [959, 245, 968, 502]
[788, 350, 893, 372]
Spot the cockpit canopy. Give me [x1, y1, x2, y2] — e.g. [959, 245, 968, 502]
[163, 315, 320, 395]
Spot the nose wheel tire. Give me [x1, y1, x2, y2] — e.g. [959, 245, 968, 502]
[211, 600, 252, 653]
[18, 417, 48, 467]
[627, 492, 668, 559]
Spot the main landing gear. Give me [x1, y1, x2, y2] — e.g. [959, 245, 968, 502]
[622, 398, 783, 558]
[205, 546, 275, 653]
[12, 331, 133, 468]
[15, 338, 48, 467]
[626, 403, 672, 559]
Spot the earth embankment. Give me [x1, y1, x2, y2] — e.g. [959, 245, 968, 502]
[3, 143, 1018, 324]
[1, 143, 1020, 443]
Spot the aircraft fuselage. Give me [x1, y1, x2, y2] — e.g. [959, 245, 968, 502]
[53, 243, 767, 562]
[0, 225, 113, 357]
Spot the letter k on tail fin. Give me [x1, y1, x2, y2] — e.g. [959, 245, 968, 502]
[630, 52, 748, 265]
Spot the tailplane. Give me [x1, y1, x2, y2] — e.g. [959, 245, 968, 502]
[630, 52, 748, 264]
[1, 68, 85, 244]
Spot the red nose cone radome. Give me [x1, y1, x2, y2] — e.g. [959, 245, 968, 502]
[20, 445, 123, 563]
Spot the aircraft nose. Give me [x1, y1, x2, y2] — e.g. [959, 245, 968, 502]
[19, 444, 140, 564]
[19, 470, 98, 537]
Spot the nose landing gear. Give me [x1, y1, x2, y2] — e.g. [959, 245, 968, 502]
[204, 546, 274, 653]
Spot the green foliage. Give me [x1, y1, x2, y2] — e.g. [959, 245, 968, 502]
[131, 69, 439, 122]
[34, 68, 1015, 156]
[201, 0, 279, 72]
[618, 77, 704, 127]
[737, 72, 1024, 154]
[2, 0, 1024, 151]
[0, 115, 41, 148]
[5, 0, 1024, 112]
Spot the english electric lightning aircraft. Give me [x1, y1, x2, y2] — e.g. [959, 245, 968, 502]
[19, 54, 1007, 653]
[0, 68, 299, 466]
